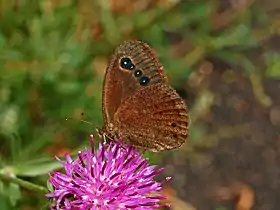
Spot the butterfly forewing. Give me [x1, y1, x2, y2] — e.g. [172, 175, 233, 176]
[102, 40, 167, 125]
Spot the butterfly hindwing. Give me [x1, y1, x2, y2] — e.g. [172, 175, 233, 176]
[113, 83, 189, 152]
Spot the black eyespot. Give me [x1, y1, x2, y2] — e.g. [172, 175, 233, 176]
[120, 57, 134, 70]
[134, 69, 142, 77]
[171, 123, 177, 127]
[139, 76, 150, 86]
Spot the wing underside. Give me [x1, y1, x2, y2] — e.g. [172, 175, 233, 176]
[114, 83, 189, 152]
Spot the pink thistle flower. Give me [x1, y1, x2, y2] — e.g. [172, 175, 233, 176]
[46, 135, 170, 210]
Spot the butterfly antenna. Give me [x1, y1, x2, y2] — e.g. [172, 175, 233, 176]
[66, 116, 95, 126]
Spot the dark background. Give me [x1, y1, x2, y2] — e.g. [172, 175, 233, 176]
[0, 0, 280, 209]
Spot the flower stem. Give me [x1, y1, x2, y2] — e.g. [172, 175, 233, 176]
[0, 171, 48, 194]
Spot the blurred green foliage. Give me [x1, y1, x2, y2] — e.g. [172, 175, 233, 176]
[0, 0, 279, 209]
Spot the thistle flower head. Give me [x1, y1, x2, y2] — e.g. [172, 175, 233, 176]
[46, 135, 170, 209]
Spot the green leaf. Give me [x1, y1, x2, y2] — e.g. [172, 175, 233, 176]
[12, 158, 62, 177]
[0, 181, 3, 193]
[0, 34, 5, 49]
[0, 194, 12, 210]
[7, 183, 21, 206]
[265, 52, 280, 78]
[55, 81, 81, 95]
[0, 179, 21, 207]
[210, 24, 255, 49]
[46, 180, 54, 192]
[268, 61, 280, 78]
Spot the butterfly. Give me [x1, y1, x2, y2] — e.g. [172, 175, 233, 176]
[98, 40, 189, 152]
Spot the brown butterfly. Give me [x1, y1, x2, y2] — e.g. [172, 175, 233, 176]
[98, 40, 189, 152]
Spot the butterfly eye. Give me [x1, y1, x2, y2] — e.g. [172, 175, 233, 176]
[171, 122, 177, 127]
[134, 69, 142, 77]
[139, 76, 150, 86]
[120, 57, 135, 70]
